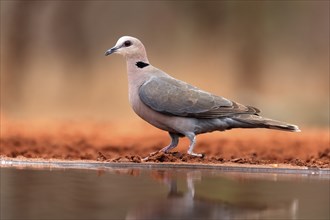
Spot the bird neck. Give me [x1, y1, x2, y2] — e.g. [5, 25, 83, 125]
[125, 53, 149, 63]
[126, 55, 151, 89]
[126, 53, 150, 75]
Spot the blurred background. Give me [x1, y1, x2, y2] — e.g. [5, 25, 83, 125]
[1, 1, 329, 126]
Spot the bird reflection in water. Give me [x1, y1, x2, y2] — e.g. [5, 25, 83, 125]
[120, 169, 298, 220]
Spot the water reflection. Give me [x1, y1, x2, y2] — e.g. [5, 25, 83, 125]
[1, 167, 329, 220]
[125, 170, 298, 220]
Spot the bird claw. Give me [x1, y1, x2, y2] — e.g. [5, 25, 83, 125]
[142, 149, 205, 161]
[160, 148, 170, 153]
[142, 150, 161, 161]
[187, 151, 205, 158]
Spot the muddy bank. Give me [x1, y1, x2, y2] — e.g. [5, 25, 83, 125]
[1, 119, 329, 168]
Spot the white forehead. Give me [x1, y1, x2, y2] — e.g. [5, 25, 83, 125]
[116, 36, 141, 46]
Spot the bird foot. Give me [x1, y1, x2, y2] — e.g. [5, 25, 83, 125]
[160, 148, 169, 153]
[142, 150, 161, 162]
[160, 144, 176, 153]
[187, 151, 204, 158]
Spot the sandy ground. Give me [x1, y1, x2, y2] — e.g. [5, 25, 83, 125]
[0, 118, 329, 168]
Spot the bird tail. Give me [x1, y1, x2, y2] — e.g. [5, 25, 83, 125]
[232, 114, 301, 132]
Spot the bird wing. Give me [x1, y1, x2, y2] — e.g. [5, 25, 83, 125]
[139, 76, 260, 119]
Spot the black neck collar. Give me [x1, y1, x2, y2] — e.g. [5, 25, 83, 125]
[136, 61, 149, 68]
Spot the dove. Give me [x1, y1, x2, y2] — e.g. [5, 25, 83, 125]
[105, 36, 300, 157]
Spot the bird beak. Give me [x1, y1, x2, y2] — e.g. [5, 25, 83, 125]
[105, 47, 118, 56]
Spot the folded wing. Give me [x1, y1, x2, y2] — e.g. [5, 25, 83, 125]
[139, 77, 260, 119]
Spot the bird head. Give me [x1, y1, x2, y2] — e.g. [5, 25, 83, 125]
[105, 36, 147, 61]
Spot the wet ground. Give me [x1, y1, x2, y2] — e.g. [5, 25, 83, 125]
[1, 165, 329, 220]
[1, 119, 329, 168]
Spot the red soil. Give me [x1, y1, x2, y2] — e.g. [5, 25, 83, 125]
[0, 118, 329, 168]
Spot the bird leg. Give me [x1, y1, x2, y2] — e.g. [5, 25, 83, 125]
[186, 133, 203, 157]
[161, 132, 179, 153]
[142, 132, 179, 161]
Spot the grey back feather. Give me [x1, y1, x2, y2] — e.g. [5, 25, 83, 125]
[139, 77, 260, 119]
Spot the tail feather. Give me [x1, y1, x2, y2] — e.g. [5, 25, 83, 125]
[233, 114, 301, 132]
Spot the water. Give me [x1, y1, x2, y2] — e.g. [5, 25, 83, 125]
[1, 166, 329, 220]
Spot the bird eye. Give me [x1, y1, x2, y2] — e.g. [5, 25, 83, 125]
[124, 40, 132, 47]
